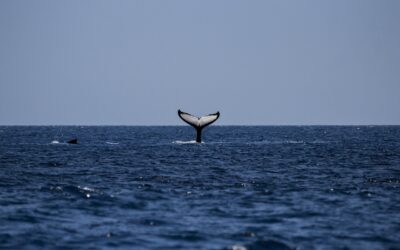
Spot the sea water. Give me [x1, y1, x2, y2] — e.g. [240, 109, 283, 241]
[0, 126, 399, 249]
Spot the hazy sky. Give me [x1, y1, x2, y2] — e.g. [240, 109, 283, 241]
[0, 0, 399, 125]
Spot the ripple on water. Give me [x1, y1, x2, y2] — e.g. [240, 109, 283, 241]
[228, 240, 296, 250]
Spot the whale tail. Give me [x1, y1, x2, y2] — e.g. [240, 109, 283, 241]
[178, 109, 220, 143]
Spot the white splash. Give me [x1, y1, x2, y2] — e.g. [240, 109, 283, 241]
[172, 140, 201, 144]
[106, 142, 119, 145]
[80, 186, 95, 192]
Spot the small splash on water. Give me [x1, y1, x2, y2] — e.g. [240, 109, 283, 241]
[231, 240, 296, 250]
[50, 140, 68, 145]
[248, 140, 328, 145]
[80, 186, 95, 192]
[230, 245, 247, 250]
[105, 142, 119, 145]
[46, 185, 110, 199]
[248, 140, 305, 145]
[172, 140, 201, 144]
[285, 140, 305, 144]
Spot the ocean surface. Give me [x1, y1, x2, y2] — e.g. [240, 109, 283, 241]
[0, 126, 399, 250]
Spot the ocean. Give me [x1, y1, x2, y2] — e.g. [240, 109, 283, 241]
[0, 126, 399, 250]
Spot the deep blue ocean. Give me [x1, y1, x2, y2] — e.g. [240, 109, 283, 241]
[0, 126, 399, 250]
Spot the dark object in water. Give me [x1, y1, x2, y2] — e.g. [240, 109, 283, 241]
[177, 109, 220, 143]
[67, 139, 78, 144]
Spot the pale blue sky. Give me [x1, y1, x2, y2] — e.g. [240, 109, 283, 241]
[0, 0, 399, 125]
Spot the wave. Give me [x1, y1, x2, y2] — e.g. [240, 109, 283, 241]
[229, 239, 296, 250]
[50, 140, 68, 145]
[45, 185, 112, 199]
[172, 140, 200, 144]
[105, 142, 119, 145]
[247, 140, 329, 145]
[247, 140, 304, 145]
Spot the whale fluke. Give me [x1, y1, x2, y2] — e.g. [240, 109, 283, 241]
[178, 110, 220, 143]
[67, 139, 78, 144]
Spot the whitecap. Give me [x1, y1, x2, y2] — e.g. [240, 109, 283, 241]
[247, 140, 305, 145]
[230, 245, 247, 250]
[285, 140, 305, 144]
[80, 186, 95, 192]
[50, 140, 68, 145]
[172, 140, 201, 144]
[106, 142, 119, 145]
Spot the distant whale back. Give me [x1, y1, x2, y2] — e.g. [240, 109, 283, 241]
[177, 110, 220, 143]
[67, 139, 78, 144]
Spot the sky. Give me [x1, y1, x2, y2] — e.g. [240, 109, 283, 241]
[0, 0, 399, 125]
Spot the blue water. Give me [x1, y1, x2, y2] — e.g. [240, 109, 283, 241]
[0, 126, 399, 250]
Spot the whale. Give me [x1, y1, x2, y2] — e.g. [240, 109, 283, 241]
[67, 139, 78, 144]
[177, 109, 220, 143]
